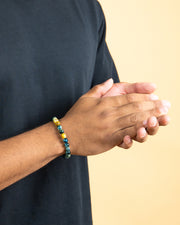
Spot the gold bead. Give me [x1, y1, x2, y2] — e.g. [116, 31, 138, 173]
[61, 133, 67, 139]
[53, 117, 58, 122]
[55, 120, 61, 126]
[53, 117, 61, 126]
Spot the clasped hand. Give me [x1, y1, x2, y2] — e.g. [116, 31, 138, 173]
[61, 79, 170, 156]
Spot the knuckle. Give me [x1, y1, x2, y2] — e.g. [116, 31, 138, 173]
[122, 145, 128, 149]
[154, 106, 160, 115]
[139, 137, 146, 143]
[132, 102, 142, 111]
[99, 108, 112, 119]
[130, 114, 138, 123]
[120, 129, 126, 138]
[126, 94, 136, 103]
[152, 100, 157, 109]
[148, 127, 158, 135]
[125, 145, 131, 149]
[99, 98, 109, 108]
[123, 141, 132, 149]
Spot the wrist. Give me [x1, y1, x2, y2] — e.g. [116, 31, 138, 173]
[60, 116, 77, 156]
[48, 120, 66, 157]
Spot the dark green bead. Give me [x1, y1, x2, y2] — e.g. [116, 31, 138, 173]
[63, 138, 68, 143]
[66, 147, 70, 152]
[65, 153, 71, 159]
[65, 143, 69, 148]
[57, 126, 63, 133]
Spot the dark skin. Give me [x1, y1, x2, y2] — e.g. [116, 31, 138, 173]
[61, 79, 170, 155]
[0, 79, 170, 190]
[86, 79, 170, 149]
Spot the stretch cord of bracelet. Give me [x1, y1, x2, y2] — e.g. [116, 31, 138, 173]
[52, 117, 71, 159]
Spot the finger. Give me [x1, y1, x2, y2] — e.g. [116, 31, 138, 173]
[83, 78, 114, 98]
[113, 103, 169, 136]
[108, 82, 157, 95]
[158, 115, 170, 126]
[113, 100, 170, 119]
[112, 101, 169, 144]
[110, 93, 159, 107]
[113, 125, 138, 145]
[119, 135, 133, 149]
[146, 116, 159, 135]
[134, 127, 148, 143]
[123, 82, 157, 94]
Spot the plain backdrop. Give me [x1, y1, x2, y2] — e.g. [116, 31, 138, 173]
[88, 0, 180, 225]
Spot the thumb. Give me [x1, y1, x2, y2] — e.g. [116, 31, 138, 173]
[103, 82, 157, 97]
[84, 78, 114, 98]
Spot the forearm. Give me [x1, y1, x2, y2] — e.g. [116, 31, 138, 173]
[0, 120, 65, 191]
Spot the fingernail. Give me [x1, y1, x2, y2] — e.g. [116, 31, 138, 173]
[150, 94, 159, 100]
[150, 116, 157, 127]
[160, 106, 169, 114]
[126, 136, 132, 144]
[107, 78, 113, 83]
[140, 128, 147, 138]
[162, 100, 171, 108]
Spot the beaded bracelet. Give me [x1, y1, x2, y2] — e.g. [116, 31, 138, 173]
[52, 117, 71, 159]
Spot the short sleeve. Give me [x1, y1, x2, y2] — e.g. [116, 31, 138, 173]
[91, 1, 120, 87]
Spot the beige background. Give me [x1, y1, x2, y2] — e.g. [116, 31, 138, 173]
[88, 0, 180, 224]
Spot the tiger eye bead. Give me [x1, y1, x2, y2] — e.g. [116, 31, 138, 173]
[52, 117, 71, 159]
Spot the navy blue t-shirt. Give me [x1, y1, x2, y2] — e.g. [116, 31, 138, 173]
[0, 0, 119, 224]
